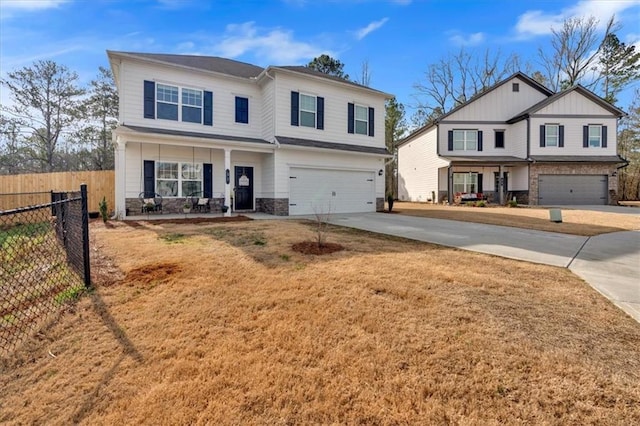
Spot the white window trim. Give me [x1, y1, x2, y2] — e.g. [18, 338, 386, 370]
[299, 93, 317, 128]
[155, 161, 204, 198]
[156, 83, 204, 124]
[354, 104, 369, 135]
[453, 172, 478, 194]
[545, 124, 559, 147]
[453, 129, 478, 151]
[235, 95, 250, 125]
[588, 125, 602, 148]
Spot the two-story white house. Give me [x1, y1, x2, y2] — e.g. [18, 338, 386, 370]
[397, 72, 626, 206]
[107, 51, 391, 217]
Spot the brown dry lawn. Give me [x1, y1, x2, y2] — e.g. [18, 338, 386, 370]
[394, 202, 640, 236]
[1, 219, 639, 424]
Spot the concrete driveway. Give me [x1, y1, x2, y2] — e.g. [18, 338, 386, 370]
[327, 213, 640, 323]
[544, 205, 640, 215]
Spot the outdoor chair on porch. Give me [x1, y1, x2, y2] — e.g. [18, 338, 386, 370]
[139, 192, 163, 213]
[188, 192, 211, 213]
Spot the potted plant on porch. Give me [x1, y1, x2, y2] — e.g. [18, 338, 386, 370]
[183, 202, 191, 214]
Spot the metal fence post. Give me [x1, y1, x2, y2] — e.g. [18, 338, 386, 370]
[80, 183, 91, 287]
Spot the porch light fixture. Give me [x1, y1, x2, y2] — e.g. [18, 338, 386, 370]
[378, 169, 383, 176]
[226, 169, 230, 184]
[611, 171, 617, 177]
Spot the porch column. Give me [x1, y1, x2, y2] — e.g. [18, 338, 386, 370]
[447, 165, 453, 204]
[224, 148, 231, 217]
[498, 165, 505, 205]
[115, 138, 127, 219]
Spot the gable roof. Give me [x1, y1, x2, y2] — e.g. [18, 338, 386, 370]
[506, 85, 626, 123]
[107, 51, 391, 97]
[108, 51, 264, 78]
[397, 71, 553, 147]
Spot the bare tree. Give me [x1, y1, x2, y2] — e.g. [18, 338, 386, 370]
[0, 60, 84, 172]
[413, 48, 520, 118]
[618, 89, 640, 200]
[538, 16, 616, 91]
[358, 60, 372, 87]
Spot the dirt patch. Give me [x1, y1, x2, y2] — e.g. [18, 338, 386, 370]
[291, 241, 345, 255]
[2, 219, 639, 424]
[125, 262, 183, 286]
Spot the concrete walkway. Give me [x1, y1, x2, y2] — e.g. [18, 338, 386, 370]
[326, 213, 640, 323]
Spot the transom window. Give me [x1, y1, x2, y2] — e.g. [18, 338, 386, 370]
[589, 125, 602, 147]
[156, 162, 203, 197]
[181, 88, 202, 123]
[299, 94, 316, 128]
[355, 105, 369, 135]
[156, 84, 203, 123]
[453, 130, 478, 151]
[453, 173, 478, 194]
[545, 124, 559, 147]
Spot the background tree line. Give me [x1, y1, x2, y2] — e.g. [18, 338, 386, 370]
[2, 14, 638, 199]
[0, 62, 118, 175]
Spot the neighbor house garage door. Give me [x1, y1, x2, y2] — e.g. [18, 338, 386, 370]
[289, 168, 375, 215]
[538, 174, 607, 205]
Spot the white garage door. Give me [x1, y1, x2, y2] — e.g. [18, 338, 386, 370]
[538, 174, 607, 205]
[289, 168, 376, 215]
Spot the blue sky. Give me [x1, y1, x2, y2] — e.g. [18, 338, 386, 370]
[1, 0, 639, 117]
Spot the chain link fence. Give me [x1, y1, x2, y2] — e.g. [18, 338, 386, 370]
[0, 185, 91, 356]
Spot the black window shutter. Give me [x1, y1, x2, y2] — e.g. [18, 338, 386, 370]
[540, 125, 545, 147]
[448, 131, 453, 151]
[316, 97, 324, 130]
[477, 174, 483, 193]
[347, 103, 354, 134]
[602, 126, 607, 148]
[559, 125, 564, 147]
[477, 130, 483, 151]
[291, 91, 299, 126]
[368, 107, 375, 137]
[203, 91, 213, 126]
[203, 163, 212, 198]
[583, 126, 589, 148]
[143, 160, 155, 197]
[143, 80, 155, 119]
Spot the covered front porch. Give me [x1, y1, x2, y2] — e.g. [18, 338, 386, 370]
[113, 125, 276, 218]
[440, 156, 530, 205]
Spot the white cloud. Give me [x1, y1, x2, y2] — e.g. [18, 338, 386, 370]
[0, 0, 68, 10]
[354, 18, 389, 41]
[212, 22, 331, 64]
[448, 31, 485, 46]
[515, 0, 640, 39]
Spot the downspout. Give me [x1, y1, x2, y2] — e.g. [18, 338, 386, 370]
[526, 116, 531, 205]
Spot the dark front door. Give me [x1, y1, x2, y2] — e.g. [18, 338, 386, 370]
[234, 166, 253, 210]
[494, 171, 508, 201]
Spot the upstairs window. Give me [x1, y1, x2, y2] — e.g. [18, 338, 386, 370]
[453, 130, 478, 151]
[299, 93, 317, 128]
[545, 124, 559, 147]
[235, 96, 249, 124]
[495, 130, 505, 148]
[181, 88, 202, 123]
[157, 84, 179, 121]
[512, 83, 520, 92]
[354, 105, 369, 135]
[588, 125, 601, 147]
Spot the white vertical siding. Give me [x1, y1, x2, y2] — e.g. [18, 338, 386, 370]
[529, 117, 618, 156]
[273, 71, 387, 149]
[397, 127, 449, 201]
[446, 77, 549, 121]
[537, 91, 616, 115]
[260, 154, 275, 198]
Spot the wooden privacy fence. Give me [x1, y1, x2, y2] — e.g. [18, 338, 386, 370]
[0, 170, 114, 213]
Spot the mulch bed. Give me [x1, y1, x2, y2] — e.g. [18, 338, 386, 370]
[125, 215, 252, 225]
[291, 241, 345, 255]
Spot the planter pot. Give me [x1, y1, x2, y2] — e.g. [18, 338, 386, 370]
[221, 205, 229, 213]
[183, 208, 191, 214]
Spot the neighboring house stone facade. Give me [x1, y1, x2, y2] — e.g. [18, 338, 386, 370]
[108, 51, 391, 217]
[397, 72, 626, 206]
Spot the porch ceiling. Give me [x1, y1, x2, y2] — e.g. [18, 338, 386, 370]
[116, 125, 274, 150]
[442, 155, 530, 166]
